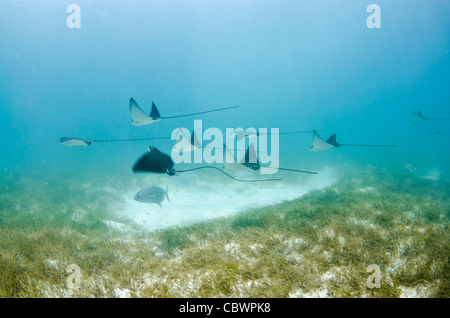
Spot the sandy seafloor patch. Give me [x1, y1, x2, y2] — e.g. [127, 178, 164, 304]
[109, 166, 336, 232]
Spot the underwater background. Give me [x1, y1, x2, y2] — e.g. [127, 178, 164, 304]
[0, 0, 449, 298]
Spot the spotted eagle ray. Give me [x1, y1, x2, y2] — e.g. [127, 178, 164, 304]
[223, 143, 318, 175]
[132, 146, 282, 182]
[130, 97, 239, 126]
[310, 130, 397, 152]
[408, 109, 450, 125]
[60, 135, 171, 147]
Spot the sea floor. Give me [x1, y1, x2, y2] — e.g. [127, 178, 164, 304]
[0, 164, 448, 298]
[114, 166, 336, 232]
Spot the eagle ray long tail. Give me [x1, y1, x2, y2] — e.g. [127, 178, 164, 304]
[174, 166, 282, 182]
[92, 136, 172, 142]
[339, 143, 397, 147]
[262, 166, 318, 175]
[425, 117, 450, 121]
[161, 105, 239, 119]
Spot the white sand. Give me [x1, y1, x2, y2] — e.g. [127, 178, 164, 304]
[110, 167, 336, 232]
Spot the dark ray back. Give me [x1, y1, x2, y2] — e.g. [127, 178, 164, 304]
[150, 102, 161, 120]
[241, 144, 261, 171]
[132, 146, 175, 175]
[326, 134, 340, 147]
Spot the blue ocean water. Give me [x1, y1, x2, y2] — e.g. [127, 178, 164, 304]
[1, 1, 449, 180]
[1, 0, 450, 299]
